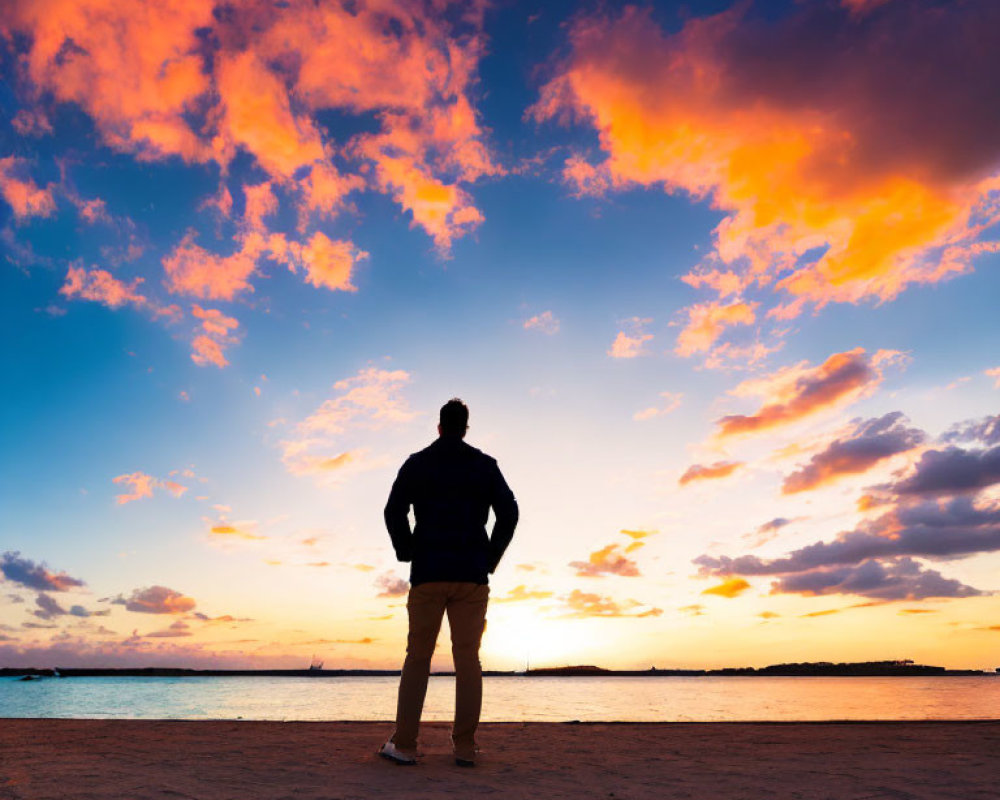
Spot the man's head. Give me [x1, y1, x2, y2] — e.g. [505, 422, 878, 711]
[438, 398, 469, 439]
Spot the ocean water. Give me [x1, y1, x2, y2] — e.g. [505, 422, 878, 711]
[2, 675, 999, 721]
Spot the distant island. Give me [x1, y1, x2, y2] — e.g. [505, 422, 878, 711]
[522, 660, 988, 677]
[1, 659, 991, 678]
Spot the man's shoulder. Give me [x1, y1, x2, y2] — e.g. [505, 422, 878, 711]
[409, 439, 497, 465]
[460, 440, 499, 466]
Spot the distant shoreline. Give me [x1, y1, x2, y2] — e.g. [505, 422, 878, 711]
[2, 660, 993, 679]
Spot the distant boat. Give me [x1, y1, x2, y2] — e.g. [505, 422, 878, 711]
[308, 655, 324, 673]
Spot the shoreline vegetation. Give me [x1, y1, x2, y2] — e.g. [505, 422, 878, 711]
[2, 660, 993, 679]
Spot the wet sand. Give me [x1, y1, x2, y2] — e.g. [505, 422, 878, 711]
[1, 719, 997, 799]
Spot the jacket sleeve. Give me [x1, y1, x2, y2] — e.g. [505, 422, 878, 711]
[487, 460, 518, 573]
[384, 459, 414, 562]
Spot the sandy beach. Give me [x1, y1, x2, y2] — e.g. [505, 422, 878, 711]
[1, 719, 997, 799]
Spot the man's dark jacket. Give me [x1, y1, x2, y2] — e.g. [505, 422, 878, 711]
[384, 436, 518, 586]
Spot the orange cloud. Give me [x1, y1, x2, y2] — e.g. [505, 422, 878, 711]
[607, 317, 653, 358]
[60, 266, 146, 309]
[0, 157, 56, 219]
[562, 589, 662, 618]
[570, 544, 640, 578]
[5, 0, 215, 163]
[209, 522, 265, 541]
[715, 348, 895, 439]
[679, 461, 743, 486]
[4, 0, 499, 354]
[702, 578, 751, 598]
[297, 232, 366, 293]
[358, 143, 485, 251]
[675, 301, 756, 357]
[801, 608, 843, 618]
[113, 585, 196, 615]
[213, 48, 325, 181]
[492, 585, 554, 603]
[533, 3, 1000, 333]
[620, 529, 657, 553]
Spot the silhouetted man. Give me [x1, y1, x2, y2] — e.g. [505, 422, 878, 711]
[379, 398, 518, 767]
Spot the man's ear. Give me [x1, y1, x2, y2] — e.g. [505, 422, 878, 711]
[437, 423, 443, 436]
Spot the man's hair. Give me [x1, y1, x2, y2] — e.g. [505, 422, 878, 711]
[439, 398, 469, 437]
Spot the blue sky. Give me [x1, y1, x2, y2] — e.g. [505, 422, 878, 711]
[2, 0, 1000, 670]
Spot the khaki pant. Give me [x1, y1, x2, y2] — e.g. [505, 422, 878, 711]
[390, 581, 489, 760]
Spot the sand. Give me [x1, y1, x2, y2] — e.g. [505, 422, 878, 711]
[1, 719, 997, 799]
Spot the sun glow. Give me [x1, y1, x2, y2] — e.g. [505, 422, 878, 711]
[482, 605, 595, 671]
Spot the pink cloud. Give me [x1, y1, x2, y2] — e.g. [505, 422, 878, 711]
[634, 391, 682, 421]
[570, 543, 641, 578]
[282, 367, 416, 479]
[0, 157, 56, 219]
[11, 109, 53, 137]
[188, 304, 239, 369]
[59, 265, 146, 309]
[679, 460, 744, 486]
[111, 472, 188, 504]
[162, 232, 258, 302]
[112, 585, 196, 615]
[523, 311, 560, 335]
[190, 336, 228, 368]
[112, 472, 157, 505]
[375, 572, 409, 598]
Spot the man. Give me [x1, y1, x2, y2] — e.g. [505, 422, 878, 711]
[379, 398, 518, 767]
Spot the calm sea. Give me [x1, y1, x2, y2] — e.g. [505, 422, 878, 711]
[2, 675, 999, 721]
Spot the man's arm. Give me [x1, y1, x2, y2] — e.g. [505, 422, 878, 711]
[384, 460, 414, 562]
[487, 461, 518, 573]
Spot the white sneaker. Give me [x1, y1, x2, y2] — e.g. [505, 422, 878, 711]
[378, 740, 417, 765]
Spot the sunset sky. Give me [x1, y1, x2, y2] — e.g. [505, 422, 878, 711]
[3, 0, 1000, 673]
